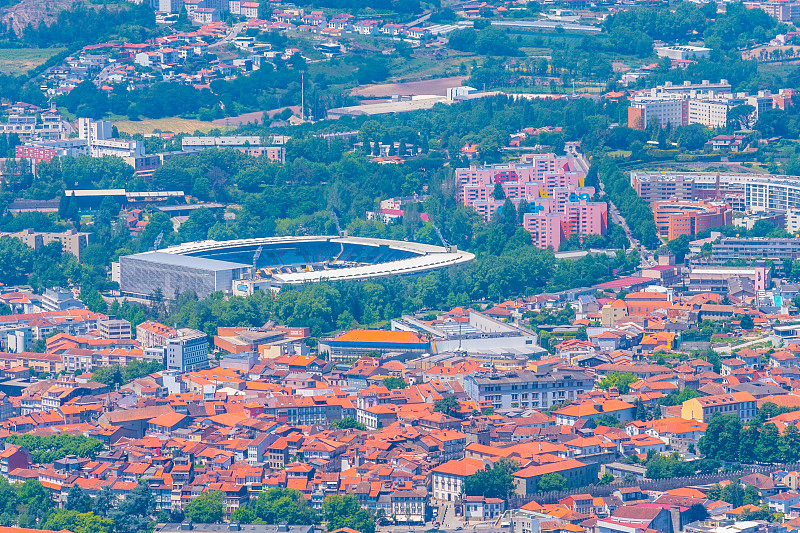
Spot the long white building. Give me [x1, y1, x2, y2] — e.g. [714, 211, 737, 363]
[631, 171, 800, 231]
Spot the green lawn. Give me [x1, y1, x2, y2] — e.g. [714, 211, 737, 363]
[0, 47, 66, 76]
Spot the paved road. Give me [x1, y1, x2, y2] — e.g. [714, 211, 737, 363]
[598, 180, 655, 268]
[406, 11, 432, 28]
[209, 21, 247, 49]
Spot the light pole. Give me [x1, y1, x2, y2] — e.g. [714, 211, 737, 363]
[300, 70, 305, 121]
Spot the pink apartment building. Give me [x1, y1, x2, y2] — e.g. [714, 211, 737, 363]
[456, 157, 606, 250]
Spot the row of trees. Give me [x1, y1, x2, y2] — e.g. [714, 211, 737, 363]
[89, 361, 164, 387]
[597, 158, 659, 249]
[699, 405, 800, 463]
[230, 489, 375, 533]
[4, 434, 104, 464]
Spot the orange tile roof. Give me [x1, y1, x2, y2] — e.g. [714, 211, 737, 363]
[334, 330, 426, 344]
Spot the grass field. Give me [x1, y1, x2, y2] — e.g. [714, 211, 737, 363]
[113, 117, 219, 135]
[0, 47, 66, 75]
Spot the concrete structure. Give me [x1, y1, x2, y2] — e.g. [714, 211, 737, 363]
[118, 252, 250, 299]
[653, 201, 732, 240]
[688, 266, 770, 293]
[464, 369, 593, 410]
[97, 319, 132, 339]
[656, 45, 711, 60]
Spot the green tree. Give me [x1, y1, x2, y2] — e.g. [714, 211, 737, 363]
[433, 395, 461, 417]
[781, 423, 800, 462]
[322, 494, 375, 533]
[231, 488, 318, 525]
[597, 372, 638, 394]
[184, 491, 224, 524]
[755, 422, 781, 463]
[382, 377, 407, 390]
[463, 458, 520, 499]
[42, 510, 113, 533]
[108, 481, 155, 533]
[537, 473, 568, 492]
[698, 414, 742, 462]
[330, 417, 366, 431]
[739, 314, 754, 329]
[16, 480, 53, 527]
[598, 472, 615, 484]
[66, 485, 92, 513]
[93, 486, 114, 517]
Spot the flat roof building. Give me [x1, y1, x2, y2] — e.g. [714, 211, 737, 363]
[653, 201, 732, 240]
[118, 251, 250, 299]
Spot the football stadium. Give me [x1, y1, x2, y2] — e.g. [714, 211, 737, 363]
[114, 236, 475, 299]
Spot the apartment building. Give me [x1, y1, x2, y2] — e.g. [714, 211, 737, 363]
[0, 228, 94, 261]
[745, 0, 800, 22]
[165, 328, 209, 372]
[628, 97, 687, 129]
[182, 136, 286, 163]
[712, 237, 800, 262]
[628, 80, 779, 129]
[457, 158, 605, 249]
[97, 319, 133, 340]
[464, 369, 594, 410]
[680, 391, 757, 422]
[0, 110, 72, 141]
[521, 198, 608, 250]
[653, 201, 732, 240]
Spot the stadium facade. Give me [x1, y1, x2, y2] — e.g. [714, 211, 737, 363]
[114, 236, 475, 299]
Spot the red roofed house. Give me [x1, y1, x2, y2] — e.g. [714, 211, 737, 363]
[430, 457, 484, 502]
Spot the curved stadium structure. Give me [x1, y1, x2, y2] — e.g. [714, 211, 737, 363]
[115, 236, 475, 299]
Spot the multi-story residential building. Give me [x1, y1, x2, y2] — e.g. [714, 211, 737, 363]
[457, 158, 605, 249]
[687, 98, 732, 129]
[712, 237, 800, 262]
[0, 229, 95, 262]
[136, 321, 177, 348]
[40, 288, 84, 312]
[464, 369, 594, 410]
[745, 0, 800, 22]
[680, 391, 757, 422]
[628, 80, 780, 129]
[629, 171, 800, 218]
[0, 110, 72, 141]
[97, 319, 132, 340]
[628, 97, 687, 130]
[165, 329, 209, 372]
[653, 200, 732, 240]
